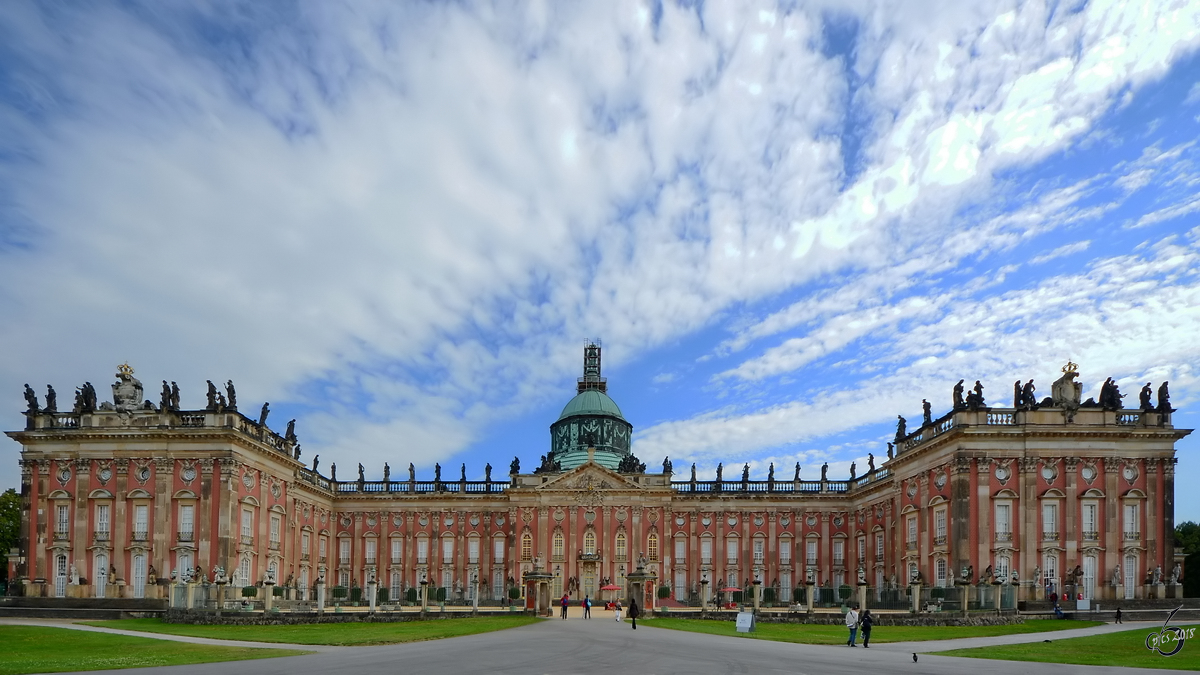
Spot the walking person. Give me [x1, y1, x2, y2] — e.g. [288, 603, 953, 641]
[845, 604, 860, 646]
[629, 598, 639, 630]
[1115, 607, 1123, 624]
[561, 593, 569, 619]
[583, 595, 592, 619]
[614, 599, 622, 622]
[859, 608, 874, 648]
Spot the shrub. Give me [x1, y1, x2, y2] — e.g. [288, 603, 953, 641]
[657, 585, 671, 599]
[349, 586, 362, 603]
[377, 588, 389, 603]
[930, 587, 945, 599]
[331, 586, 348, 600]
[794, 587, 806, 603]
[508, 586, 522, 600]
[241, 586, 257, 598]
[272, 586, 283, 597]
[838, 584, 852, 601]
[762, 587, 776, 603]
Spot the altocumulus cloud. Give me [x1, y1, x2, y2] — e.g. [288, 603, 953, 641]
[0, 1, 1199, 517]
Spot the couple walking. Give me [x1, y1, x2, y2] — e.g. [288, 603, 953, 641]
[612, 598, 640, 628]
[844, 605, 874, 647]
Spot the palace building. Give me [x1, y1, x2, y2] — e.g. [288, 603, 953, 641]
[5, 349, 1190, 608]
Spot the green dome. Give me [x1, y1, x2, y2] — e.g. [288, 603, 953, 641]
[557, 390, 626, 421]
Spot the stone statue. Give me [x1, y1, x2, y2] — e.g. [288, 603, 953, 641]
[965, 380, 985, 409]
[258, 402, 270, 427]
[715, 463, 723, 482]
[148, 565, 157, 584]
[1051, 364, 1083, 414]
[485, 463, 492, 481]
[312, 454, 319, 473]
[434, 463, 442, 483]
[509, 457, 519, 475]
[889, 573, 897, 589]
[358, 463, 365, 482]
[663, 456, 673, 474]
[806, 568, 815, 584]
[110, 364, 143, 411]
[895, 415, 907, 441]
[206, 380, 218, 411]
[460, 463, 466, 481]
[409, 463, 416, 481]
[1139, 383, 1153, 411]
[1013, 380, 1022, 408]
[768, 463, 774, 482]
[265, 567, 276, 584]
[794, 462, 801, 481]
[1158, 381, 1171, 412]
[1152, 565, 1163, 585]
[82, 382, 97, 413]
[44, 385, 56, 414]
[383, 462, 390, 483]
[887, 442, 894, 460]
[952, 379, 965, 409]
[70, 564, 80, 585]
[170, 381, 180, 410]
[225, 380, 237, 410]
[23, 384, 38, 414]
[1021, 380, 1037, 410]
[216, 392, 226, 409]
[1034, 565, 1040, 581]
[1112, 563, 1121, 586]
[161, 381, 172, 411]
[982, 565, 992, 583]
[849, 462, 856, 480]
[1171, 562, 1181, 584]
[922, 399, 932, 425]
[330, 462, 337, 482]
[1072, 565, 1083, 585]
[820, 462, 829, 481]
[741, 464, 750, 483]
[213, 566, 226, 584]
[867, 454, 875, 473]
[1100, 377, 1124, 410]
[285, 419, 296, 442]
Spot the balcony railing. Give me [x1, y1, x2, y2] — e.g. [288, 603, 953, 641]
[933, 535, 947, 546]
[240, 535, 254, 546]
[417, 556, 428, 564]
[269, 540, 281, 551]
[1042, 531, 1059, 541]
[995, 531, 1013, 543]
[906, 540, 917, 551]
[339, 557, 351, 566]
[805, 557, 817, 566]
[365, 556, 377, 565]
[301, 553, 310, 561]
[1082, 531, 1099, 542]
[1124, 531, 1140, 541]
[92, 531, 110, 543]
[701, 557, 712, 565]
[176, 530, 194, 542]
[131, 530, 148, 542]
[53, 532, 70, 542]
[833, 557, 845, 566]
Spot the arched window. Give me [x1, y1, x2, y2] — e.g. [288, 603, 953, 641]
[935, 558, 947, 587]
[584, 530, 597, 555]
[646, 533, 658, 561]
[521, 531, 532, 560]
[615, 532, 627, 560]
[552, 530, 564, 559]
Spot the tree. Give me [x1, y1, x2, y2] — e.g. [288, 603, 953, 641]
[0, 489, 19, 582]
[1176, 522, 1200, 598]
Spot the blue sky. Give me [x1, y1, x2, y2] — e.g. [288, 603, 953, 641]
[2, 1, 1200, 517]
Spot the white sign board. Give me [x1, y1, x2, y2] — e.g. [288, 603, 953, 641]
[735, 611, 756, 633]
[1077, 599, 1090, 611]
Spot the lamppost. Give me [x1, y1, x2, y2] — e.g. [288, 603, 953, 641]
[419, 573, 429, 614]
[700, 572, 709, 616]
[471, 573, 479, 614]
[752, 569, 762, 614]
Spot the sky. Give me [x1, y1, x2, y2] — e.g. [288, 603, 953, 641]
[2, 1, 1200, 517]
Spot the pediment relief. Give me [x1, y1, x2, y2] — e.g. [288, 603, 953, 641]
[534, 464, 644, 492]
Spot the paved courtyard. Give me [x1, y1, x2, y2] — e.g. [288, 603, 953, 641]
[1, 617, 1186, 675]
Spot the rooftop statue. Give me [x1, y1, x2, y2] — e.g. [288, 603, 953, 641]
[358, 463, 365, 482]
[509, 457, 520, 475]
[312, 455, 319, 473]
[161, 381, 172, 411]
[794, 462, 801, 481]
[258, 402, 270, 427]
[691, 463, 697, 482]
[922, 399, 932, 426]
[1100, 377, 1124, 410]
[849, 462, 856, 480]
[1013, 380, 1022, 408]
[293, 443, 302, 460]
[1140, 383, 1153, 411]
[821, 462, 829, 481]
[894, 415, 907, 442]
[216, 392, 226, 410]
[383, 462, 390, 483]
[44, 385, 56, 414]
[225, 380, 237, 410]
[285, 419, 296, 443]
[1158, 381, 1171, 412]
[485, 463, 492, 481]
[460, 463, 467, 481]
[410, 463, 416, 481]
[965, 380, 986, 410]
[741, 463, 750, 482]
[110, 364, 143, 411]
[206, 380, 218, 411]
[887, 442, 894, 459]
[663, 456, 672, 474]
[952, 379, 965, 410]
[330, 462, 336, 482]
[170, 381, 180, 410]
[715, 462, 723, 482]
[1051, 362, 1082, 420]
[767, 462, 774, 482]
[1021, 380, 1037, 410]
[434, 463, 442, 483]
[867, 453, 875, 473]
[23, 384, 38, 415]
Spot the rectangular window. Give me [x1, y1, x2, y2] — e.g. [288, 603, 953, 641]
[753, 539, 764, 564]
[391, 572, 402, 600]
[269, 515, 281, 547]
[1043, 503, 1058, 536]
[615, 534, 627, 560]
[700, 538, 712, 564]
[241, 509, 253, 539]
[56, 504, 69, 535]
[906, 516, 917, 544]
[996, 555, 1011, 580]
[551, 533, 563, 559]
[856, 536, 866, 563]
[319, 537, 327, 560]
[95, 504, 110, 536]
[833, 540, 844, 566]
[936, 558, 947, 586]
[443, 538, 453, 563]
[726, 538, 738, 564]
[647, 535, 658, 561]
[995, 503, 1011, 535]
[806, 540, 817, 566]
[417, 538, 429, 564]
[133, 504, 148, 540]
[1082, 503, 1097, 536]
[779, 539, 791, 564]
[934, 509, 946, 539]
[875, 533, 884, 559]
[468, 538, 480, 564]
[675, 539, 686, 563]
[493, 538, 504, 562]
[339, 570, 350, 587]
[780, 570, 791, 602]
[302, 533, 311, 556]
[391, 538, 402, 563]
[339, 539, 350, 565]
[1124, 504, 1139, 537]
[178, 504, 194, 539]
[366, 539, 377, 564]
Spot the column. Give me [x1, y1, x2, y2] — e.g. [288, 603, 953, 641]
[1146, 458, 1159, 570]
[1019, 459, 1038, 600]
[1065, 457, 1079, 584]
[976, 459, 992, 573]
[1104, 458, 1121, 599]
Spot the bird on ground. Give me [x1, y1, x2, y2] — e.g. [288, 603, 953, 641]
[912, 653, 918, 662]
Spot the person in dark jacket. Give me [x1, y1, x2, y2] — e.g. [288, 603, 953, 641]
[859, 609, 874, 648]
[628, 598, 640, 629]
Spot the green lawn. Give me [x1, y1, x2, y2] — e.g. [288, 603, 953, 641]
[82, 614, 541, 646]
[640, 617, 1103, 645]
[934, 624, 1200, 670]
[0, 625, 307, 675]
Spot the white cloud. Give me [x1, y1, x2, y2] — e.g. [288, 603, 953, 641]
[1030, 240, 1091, 264]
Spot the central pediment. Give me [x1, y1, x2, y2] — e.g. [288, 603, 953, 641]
[534, 462, 644, 492]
